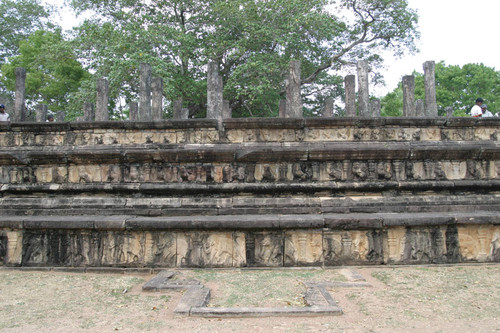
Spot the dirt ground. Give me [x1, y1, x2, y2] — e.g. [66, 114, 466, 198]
[1, 264, 499, 333]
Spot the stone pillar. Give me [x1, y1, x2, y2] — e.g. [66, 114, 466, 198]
[35, 104, 48, 122]
[371, 99, 381, 117]
[223, 100, 232, 119]
[415, 99, 425, 117]
[15, 67, 26, 122]
[83, 102, 94, 121]
[151, 77, 163, 121]
[56, 111, 65, 122]
[207, 61, 223, 119]
[279, 100, 286, 118]
[356, 60, 370, 117]
[129, 101, 139, 121]
[96, 78, 109, 121]
[445, 106, 453, 117]
[344, 75, 356, 117]
[286, 60, 302, 118]
[423, 61, 438, 117]
[139, 63, 152, 121]
[402, 75, 416, 117]
[324, 97, 334, 117]
[173, 99, 183, 119]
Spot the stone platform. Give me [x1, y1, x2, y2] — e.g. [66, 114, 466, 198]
[1, 118, 499, 267]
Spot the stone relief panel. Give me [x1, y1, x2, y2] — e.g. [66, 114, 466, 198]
[458, 225, 500, 262]
[232, 232, 247, 267]
[402, 227, 448, 264]
[386, 227, 406, 263]
[177, 232, 233, 267]
[323, 230, 383, 265]
[2, 158, 499, 185]
[99, 231, 145, 266]
[284, 231, 323, 266]
[144, 232, 176, 267]
[245, 232, 284, 267]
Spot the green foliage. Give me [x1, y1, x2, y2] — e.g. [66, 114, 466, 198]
[0, 0, 55, 106]
[69, 0, 419, 118]
[0, 0, 54, 62]
[381, 62, 500, 117]
[1, 30, 90, 119]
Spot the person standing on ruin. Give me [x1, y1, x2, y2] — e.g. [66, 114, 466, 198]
[481, 104, 494, 117]
[470, 98, 484, 117]
[0, 104, 10, 121]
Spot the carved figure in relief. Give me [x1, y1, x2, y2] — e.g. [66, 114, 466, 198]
[352, 162, 367, 180]
[256, 235, 282, 265]
[377, 161, 392, 180]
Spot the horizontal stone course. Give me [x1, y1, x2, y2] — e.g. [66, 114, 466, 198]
[1, 212, 499, 231]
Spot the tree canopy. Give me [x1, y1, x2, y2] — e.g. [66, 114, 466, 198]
[0, 0, 420, 119]
[0, 0, 55, 106]
[1, 30, 90, 118]
[68, 0, 419, 118]
[381, 62, 500, 117]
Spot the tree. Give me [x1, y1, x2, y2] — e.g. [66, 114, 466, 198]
[69, 0, 419, 118]
[1, 30, 90, 119]
[0, 0, 55, 106]
[0, 0, 54, 62]
[381, 62, 500, 117]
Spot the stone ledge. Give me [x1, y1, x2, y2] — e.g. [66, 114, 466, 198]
[2, 180, 500, 195]
[1, 141, 498, 163]
[1, 211, 499, 230]
[188, 305, 342, 317]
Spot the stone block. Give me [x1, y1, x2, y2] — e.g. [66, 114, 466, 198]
[284, 230, 323, 266]
[177, 232, 234, 267]
[245, 231, 284, 267]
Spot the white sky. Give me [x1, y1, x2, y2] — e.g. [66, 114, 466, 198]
[52, 0, 499, 97]
[374, 0, 500, 96]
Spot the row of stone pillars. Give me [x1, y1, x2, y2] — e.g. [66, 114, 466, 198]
[11, 60, 440, 122]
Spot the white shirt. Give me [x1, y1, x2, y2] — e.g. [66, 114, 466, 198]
[482, 110, 494, 117]
[470, 105, 482, 117]
[0, 112, 9, 121]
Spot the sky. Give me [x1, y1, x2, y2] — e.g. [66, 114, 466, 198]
[374, 0, 500, 96]
[51, 0, 499, 97]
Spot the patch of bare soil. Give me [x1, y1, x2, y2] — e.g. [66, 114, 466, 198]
[0, 264, 499, 332]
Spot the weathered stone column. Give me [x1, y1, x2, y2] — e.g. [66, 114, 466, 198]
[402, 75, 416, 117]
[286, 60, 302, 118]
[15, 67, 26, 122]
[223, 100, 232, 119]
[151, 77, 163, 121]
[56, 111, 65, 122]
[35, 104, 48, 122]
[139, 63, 152, 121]
[129, 102, 138, 121]
[415, 99, 425, 116]
[423, 61, 438, 117]
[279, 100, 286, 118]
[96, 78, 109, 121]
[356, 61, 370, 117]
[173, 99, 183, 119]
[446, 106, 453, 117]
[207, 61, 223, 119]
[344, 75, 356, 117]
[324, 97, 334, 117]
[83, 102, 94, 121]
[371, 99, 381, 117]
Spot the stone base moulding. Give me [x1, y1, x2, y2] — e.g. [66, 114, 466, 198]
[1, 212, 499, 267]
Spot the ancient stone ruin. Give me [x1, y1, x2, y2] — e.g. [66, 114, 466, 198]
[0, 60, 499, 268]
